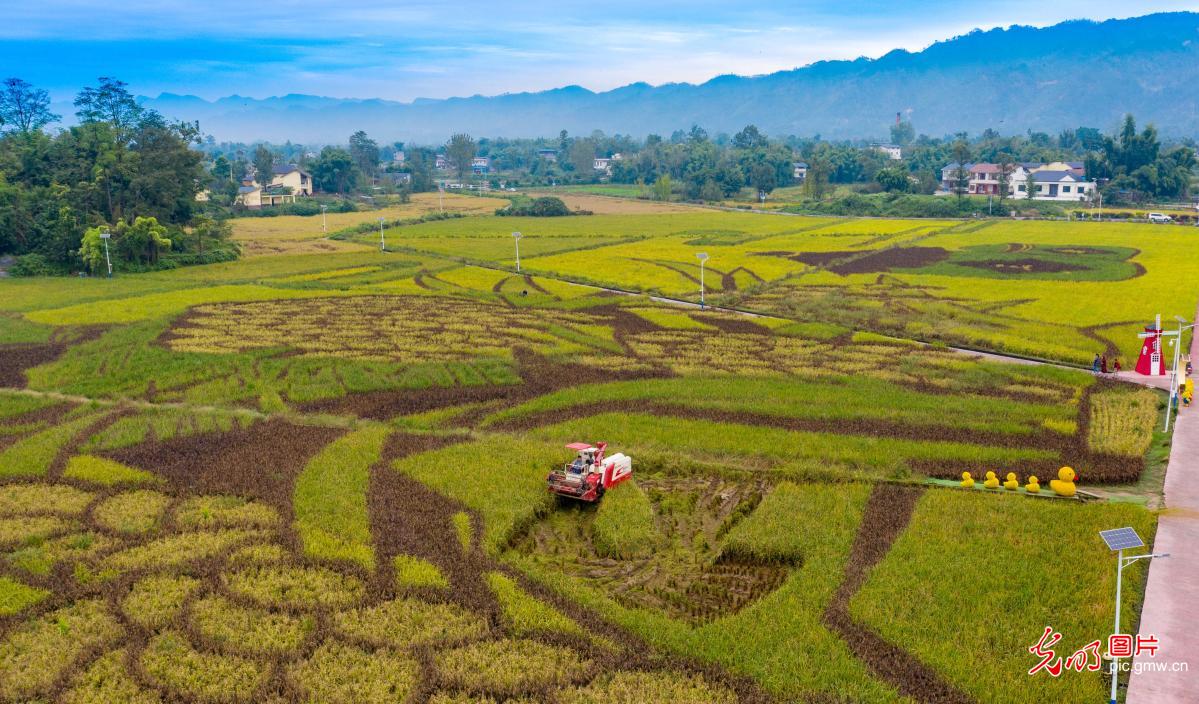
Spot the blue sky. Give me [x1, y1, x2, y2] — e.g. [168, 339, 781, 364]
[4, 1, 1197, 102]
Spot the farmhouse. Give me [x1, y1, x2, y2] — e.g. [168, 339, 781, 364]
[872, 143, 903, 160]
[472, 156, 491, 174]
[270, 164, 312, 196]
[942, 161, 1096, 201]
[435, 153, 449, 170]
[536, 148, 558, 162]
[793, 161, 808, 181]
[1017, 170, 1095, 201]
[236, 184, 297, 208]
[967, 163, 1002, 195]
[593, 157, 611, 173]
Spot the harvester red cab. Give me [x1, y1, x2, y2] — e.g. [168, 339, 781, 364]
[546, 441, 632, 502]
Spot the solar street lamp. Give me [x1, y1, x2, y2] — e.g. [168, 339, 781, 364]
[320, 204, 328, 234]
[1099, 527, 1169, 704]
[696, 252, 709, 310]
[512, 232, 522, 272]
[378, 217, 386, 252]
[99, 229, 112, 278]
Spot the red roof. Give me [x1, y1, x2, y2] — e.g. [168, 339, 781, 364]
[970, 164, 1000, 174]
[565, 442, 593, 451]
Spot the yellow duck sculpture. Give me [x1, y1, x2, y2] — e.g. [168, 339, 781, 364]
[983, 471, 1000, 489]
[1025, 475, 1040, 493]
[1049, 466, 1076, 497]
[1003, 472, 1019, 491]
[960, 471, 974, 488]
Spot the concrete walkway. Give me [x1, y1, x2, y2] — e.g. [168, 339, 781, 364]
[1127, 317, 1198, 702]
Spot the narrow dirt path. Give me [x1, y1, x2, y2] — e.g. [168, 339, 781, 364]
[823, 484, 974, 704]
[1127, 304, 1199, 703]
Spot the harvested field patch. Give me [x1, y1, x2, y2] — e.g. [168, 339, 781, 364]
[514, 475, 788, 624]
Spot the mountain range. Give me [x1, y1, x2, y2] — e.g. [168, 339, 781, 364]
[130, 12, 1199, 144]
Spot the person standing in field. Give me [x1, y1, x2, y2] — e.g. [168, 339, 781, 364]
[1114, 358, 1122, 373]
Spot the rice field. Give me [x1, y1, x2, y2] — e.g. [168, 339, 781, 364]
[0, 207, 1182, 703]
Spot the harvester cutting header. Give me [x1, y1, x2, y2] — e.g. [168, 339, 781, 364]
[546, 442, 632, 502]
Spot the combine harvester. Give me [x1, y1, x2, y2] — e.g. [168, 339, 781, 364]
[546, 442, 631, 502]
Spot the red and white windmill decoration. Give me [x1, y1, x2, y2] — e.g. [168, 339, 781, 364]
[1136, 314, 1166, 376]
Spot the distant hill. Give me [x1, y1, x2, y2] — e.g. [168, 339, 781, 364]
[136, 12, 1199, 143]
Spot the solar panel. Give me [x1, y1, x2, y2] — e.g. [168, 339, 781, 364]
[1100, 527, 1144, 551]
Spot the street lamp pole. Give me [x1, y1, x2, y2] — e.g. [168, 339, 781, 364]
[321, 205, 328, 234]
[100, 230, 112, 278]
[696, 252, 709, 310]
[1164, 317, 1195, 432]
[1111, 551, 1170, 703]
[378, 217, 386, 252]
[512, 232, 522, 272]
[1099, 527, 1168, 704]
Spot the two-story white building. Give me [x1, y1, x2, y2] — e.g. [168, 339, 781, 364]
[270, 165, 312, 196]
[793, 161, 808, 181]
[471, 156, 490, 174]
[1015, 170, 1095, 201]
[872, 143, 903, 160]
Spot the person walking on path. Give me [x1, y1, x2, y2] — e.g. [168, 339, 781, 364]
[1114, 358, 1122, 373]
[1093, 353, 1102, 373]
[1101, 354, 1109, 374]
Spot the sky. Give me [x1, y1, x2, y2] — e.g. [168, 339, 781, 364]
[3, 1, 1197, 103]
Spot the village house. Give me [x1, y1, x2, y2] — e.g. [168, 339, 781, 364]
[1016, 170, 1095, 201]
[792, 161, 808, 182]
[872, 143, 903, 160]
[593, 157, 611, 173]
[942, 161, 1095, 201]
[471, 156, 490, 174]
[435, 153, 448, 170]
[392, 150, 405, 165]
[236, 184, 296, 208]
[270, 164, 312, 196]
[536, 148, 558, 162]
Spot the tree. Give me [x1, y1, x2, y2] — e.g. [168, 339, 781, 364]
[78, 226, 108, 275]
[311, 146, 358, 194]
[732, 125, 768, 150]
[446, 133, 476, 182]
[802, 158, 831, 201]
[951, 140, 971, 202]
[252, 145, 275, 186]
[890, 120, 916, 147]
[74, 77, 145, 137]
[875, 165, 909, 193]
[0, 78, 59, 133]
[568, 138, 595, 175]
[651, 175, 672, 201]
[996, 153, 1015, 205]
[190, 215, 231, 256]
[749, 162, 777, 201]
[349, 130, 380, 178]
[114, 216, 172, 265]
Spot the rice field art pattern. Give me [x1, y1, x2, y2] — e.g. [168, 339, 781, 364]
[0, 423, 771, 704]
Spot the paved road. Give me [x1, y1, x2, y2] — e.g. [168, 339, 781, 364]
[1127, 313, 1198, 703]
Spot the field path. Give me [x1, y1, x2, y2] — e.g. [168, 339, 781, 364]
[1127, 307, 1199, 703]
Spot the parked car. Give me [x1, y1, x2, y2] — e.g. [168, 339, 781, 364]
[1148, 212, 1173, 224]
